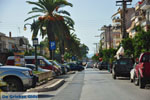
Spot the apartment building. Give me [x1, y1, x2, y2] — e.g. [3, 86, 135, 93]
[111, 7, 135, 48]
[140, 0, 150, 31]
[0, 32, 16, 52]
[0, 32, 30, 53]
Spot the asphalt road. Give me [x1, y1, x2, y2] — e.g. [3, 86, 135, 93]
[39, 68, 150, 100]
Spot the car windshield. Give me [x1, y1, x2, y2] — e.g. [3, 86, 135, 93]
[142, 54, 150, 62]
[119, 59, 133, 65]
[44, 58, 52, 65]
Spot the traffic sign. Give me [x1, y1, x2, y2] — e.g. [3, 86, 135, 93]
[50, 41, 56, 50]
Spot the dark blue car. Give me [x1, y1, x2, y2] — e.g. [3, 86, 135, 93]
[67, 63, 84, 71]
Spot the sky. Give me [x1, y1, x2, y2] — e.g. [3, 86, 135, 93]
[0, 0, 138, 56]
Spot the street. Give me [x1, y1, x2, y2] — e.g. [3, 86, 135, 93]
[39, 68, 150, 100]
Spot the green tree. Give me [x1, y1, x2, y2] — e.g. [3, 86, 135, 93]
[25, 0, 74, 59]
[121, 37, 134, 57]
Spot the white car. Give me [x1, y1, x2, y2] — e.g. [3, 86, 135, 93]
[130, 63, 136, 82]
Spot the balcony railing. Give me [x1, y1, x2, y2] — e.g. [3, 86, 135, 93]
[112, 17, 122, 23]
[141, 20, 150, 26]
[140, 0, 150, 10]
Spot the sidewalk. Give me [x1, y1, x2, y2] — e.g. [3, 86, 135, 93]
[28, 71, 76, 92]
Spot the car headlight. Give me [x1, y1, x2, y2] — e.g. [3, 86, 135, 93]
[22, 71, 33, 76]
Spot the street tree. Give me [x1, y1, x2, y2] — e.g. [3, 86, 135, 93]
[25, 0, 74, 59]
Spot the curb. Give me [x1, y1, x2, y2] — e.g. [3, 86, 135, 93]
[67, 71, 76, 74]
[28, 79, 65, 92]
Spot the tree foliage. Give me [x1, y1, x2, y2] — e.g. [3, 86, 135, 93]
[122, 25, 150, 58]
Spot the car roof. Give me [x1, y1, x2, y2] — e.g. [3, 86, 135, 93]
[7, 56, 45, 60]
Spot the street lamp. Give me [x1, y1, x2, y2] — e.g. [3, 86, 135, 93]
[33, 38, 38, 71]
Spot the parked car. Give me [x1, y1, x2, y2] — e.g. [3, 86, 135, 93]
[67, 63, 84, 71]
[130, 63, 136, 82]
[134, 52, 150, 89]
[25, 64, 56, 77]
[25, 64, 50, 72]
[112, 58, 134, 79]
[58, 63, 68, 74]
[63, 63, 71, 72]
[0, 79, 7, 92]
[0, 65, 38, 92]
[6, 56, 60, 75]
[49, 60, 62, 75]
[98, 61, 109, 70]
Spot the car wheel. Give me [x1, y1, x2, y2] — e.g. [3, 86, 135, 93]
[4, 78, 23, 92]
[134, 74, 139, 86]
[99, 67, 102, 70]
[110, 69, 112, 73]
[139, 75, 145, 89]
[130, 78, 133, 83]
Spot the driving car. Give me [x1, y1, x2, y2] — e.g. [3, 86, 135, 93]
[98, 61, 109, 70]
[86, 62, 94, 68]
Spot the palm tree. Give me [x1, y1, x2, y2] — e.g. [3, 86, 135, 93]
[25, 0, 74, 59]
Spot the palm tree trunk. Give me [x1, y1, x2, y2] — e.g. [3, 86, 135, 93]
[47, 21, 55, 60]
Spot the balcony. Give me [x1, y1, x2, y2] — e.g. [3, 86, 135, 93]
[112, 17, 122, 23]
[135, 2, 141, 10]
[141, 20, 150, 26]
[141, 0, 150, 10]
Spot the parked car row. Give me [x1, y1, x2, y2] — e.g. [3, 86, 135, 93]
[0, 56, 84, 92]
[110, 52, 150, 89]
[130, 52, 150, 89]
[90, 52, 150, 89]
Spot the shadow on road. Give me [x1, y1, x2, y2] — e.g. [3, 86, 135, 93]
[117, 77, 130, 80]
[38, 94, 55, 98]
[55, 75, 70, 79]
[145, 85, 150, 90]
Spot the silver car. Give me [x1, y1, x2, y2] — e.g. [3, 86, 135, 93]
[0, 66, 37, 91]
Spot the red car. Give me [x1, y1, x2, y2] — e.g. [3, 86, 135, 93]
[6, 56, 60, 75]
[134, 52, 150, 88]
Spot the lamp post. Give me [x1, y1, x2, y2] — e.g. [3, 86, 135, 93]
[33, 38, 38, 71]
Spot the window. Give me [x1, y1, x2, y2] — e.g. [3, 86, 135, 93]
[142, 54, 150, 62]
[39, 59, 46, 67]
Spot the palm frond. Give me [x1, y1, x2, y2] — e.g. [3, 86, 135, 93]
[55, 0, 73, 8]
[57, 10, 70, 16]
[26, 1, 46, 10]
[24, 15, 41, 22]
[63, 16, 75, 28]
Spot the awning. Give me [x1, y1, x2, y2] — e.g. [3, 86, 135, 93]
[116, 46, 124, 55]
[115, 46, 124, 59]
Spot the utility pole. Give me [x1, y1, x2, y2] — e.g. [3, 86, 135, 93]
[93, 43, 99, 53]
[116, 0, 132, 38]
[108, 25, 112, 49]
